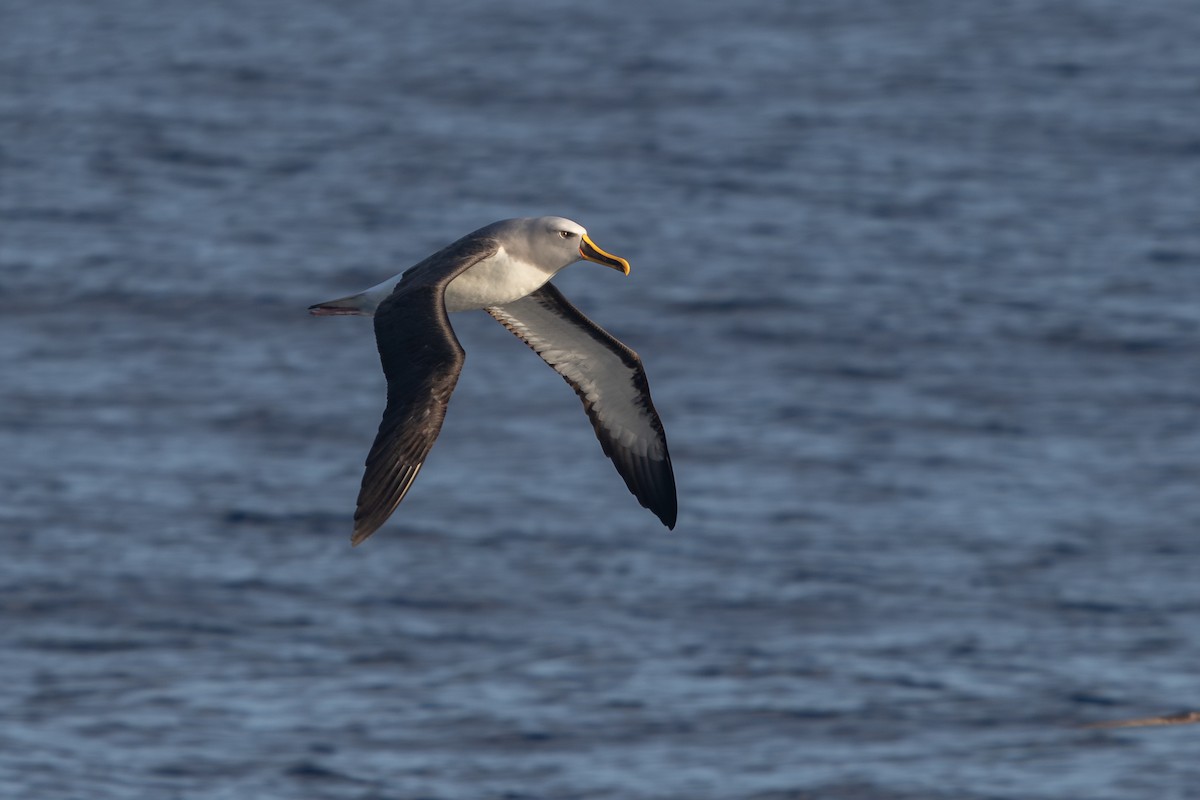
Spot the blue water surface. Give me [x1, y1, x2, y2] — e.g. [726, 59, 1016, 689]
[2, 1, 1200, 797]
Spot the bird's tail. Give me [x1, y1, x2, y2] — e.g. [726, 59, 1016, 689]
[309, 278, 399, 317]
[308, 292, 373, 316]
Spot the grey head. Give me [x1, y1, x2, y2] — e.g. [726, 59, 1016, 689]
[481, 216, 631, 275]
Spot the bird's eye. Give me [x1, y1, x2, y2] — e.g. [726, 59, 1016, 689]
[558, 230, 576, 239]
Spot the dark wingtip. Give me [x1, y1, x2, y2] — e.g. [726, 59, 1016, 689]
[350, 524, 376, 547]
[654, 498, 677, 530]
[653, 461, 677, 530]
[351, 503, 389, 546]
[633, 456, 676, 531]
[350, 508, 384, 546]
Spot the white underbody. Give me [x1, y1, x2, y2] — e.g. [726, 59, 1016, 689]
[444, 247, 563, 312]
[322, 247, 568, 317]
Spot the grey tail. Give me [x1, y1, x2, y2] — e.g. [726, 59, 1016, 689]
[308, 294, 371, 316]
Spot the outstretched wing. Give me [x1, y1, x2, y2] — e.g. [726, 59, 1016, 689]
[352, 236, 498, 545]
[487, 284, 677, 529]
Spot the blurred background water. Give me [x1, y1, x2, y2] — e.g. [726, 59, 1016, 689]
[3, 0, 1200, 797]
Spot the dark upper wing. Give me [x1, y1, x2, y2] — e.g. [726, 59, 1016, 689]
[352, 236, 498, 545]
[486, 284, 677, 529]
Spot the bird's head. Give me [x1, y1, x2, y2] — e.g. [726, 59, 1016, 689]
[518, 216, 631, 275]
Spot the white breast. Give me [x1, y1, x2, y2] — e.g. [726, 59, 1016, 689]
[444, 247, 561, 313]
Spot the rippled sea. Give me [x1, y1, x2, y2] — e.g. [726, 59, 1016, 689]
[4, 1, 1200, 797]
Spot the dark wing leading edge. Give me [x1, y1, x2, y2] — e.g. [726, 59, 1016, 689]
[352, 235, 498, 545]
[486, 284, 677, 529]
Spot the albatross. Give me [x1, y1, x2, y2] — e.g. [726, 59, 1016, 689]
[1083, 710, 1200, 729]
[310, 216, 677, 545]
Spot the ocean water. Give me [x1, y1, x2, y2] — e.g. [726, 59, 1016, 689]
[3, 1, 1200, 797]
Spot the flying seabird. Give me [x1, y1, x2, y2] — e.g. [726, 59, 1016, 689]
[310, 216, 677, 545]
[1083, 710, 1200, 729]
